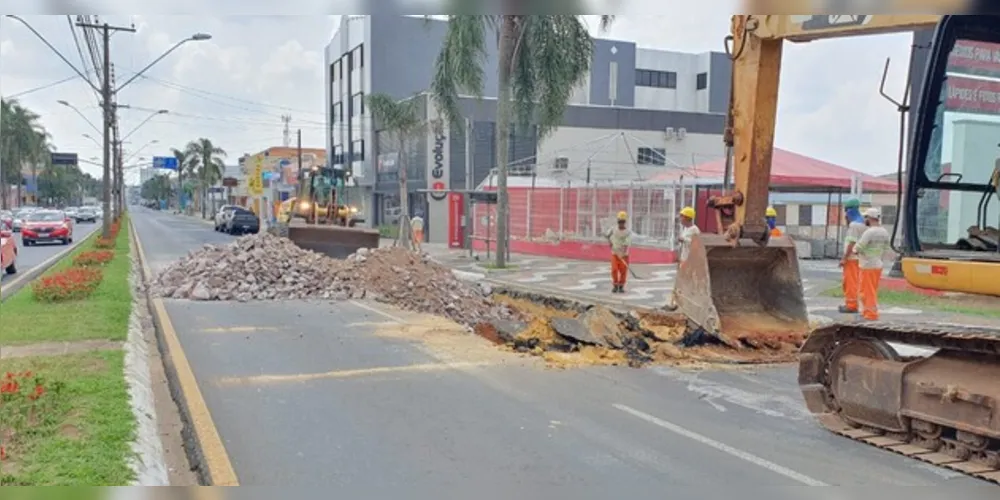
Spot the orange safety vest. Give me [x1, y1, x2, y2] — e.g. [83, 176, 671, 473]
[770, 227, 783, 237]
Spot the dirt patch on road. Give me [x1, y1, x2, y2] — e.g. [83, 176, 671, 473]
[480, 292, 799, 369]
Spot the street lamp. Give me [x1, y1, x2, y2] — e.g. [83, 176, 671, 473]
[58, 100, 102, 135]
[116, 35, 212, 91]
[121, 109, 169, 143]
[82, 134, 101, 148]
[125, 141, 158, 164]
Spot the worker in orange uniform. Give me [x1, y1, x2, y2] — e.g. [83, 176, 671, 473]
[606, 211, 632, 294]
[854, 207, 891, 321]
[410, 210, 425, 253]
[766, 207, 782, 237]
[838, 198, 866, 314]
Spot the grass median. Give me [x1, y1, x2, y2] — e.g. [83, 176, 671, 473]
[1, 219, 132, 346]
[820, 285, 1000, 319]
[0, 350, 135, 485]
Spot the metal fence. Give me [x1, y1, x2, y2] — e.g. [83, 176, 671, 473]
[470, 180, 693, 251]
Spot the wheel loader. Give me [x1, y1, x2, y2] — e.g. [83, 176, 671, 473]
[281, 165, 379, 259]
[674, 14, 1000, 483]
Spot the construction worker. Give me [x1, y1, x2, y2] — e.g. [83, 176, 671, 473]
[662, 206, 700, 311]
[854, 207, 891, 321]
[766, 206, 782, 237]
[839, 198, 866, 314]
[606, 211, 632, 293]
[410, 210, 425, 252]
[677, 206, 700, 265]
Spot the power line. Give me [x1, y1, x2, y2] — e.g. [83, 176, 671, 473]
[2, 75, 78, 99]
[126, 71, 327, 119]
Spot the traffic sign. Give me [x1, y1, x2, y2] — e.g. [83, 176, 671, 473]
[50, 152, 78, 166]
[247, 156, 264, 195]
[152, 156, 179, 170]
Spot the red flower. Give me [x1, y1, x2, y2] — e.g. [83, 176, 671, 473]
[1, 445, 6, 461]
[28, 384, 44, 400]
[1, 380, 20, 394]
[31, 267, 104, 303]
[73, 250, 115, 267]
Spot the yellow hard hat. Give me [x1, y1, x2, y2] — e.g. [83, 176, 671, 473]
[617, 211, 627, 221]
[679, 206, 695, 219]
[766, 207, 777, 217]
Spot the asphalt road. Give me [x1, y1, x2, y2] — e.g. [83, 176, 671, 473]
[131, 208, 996, 494]
[1, 220, 101, 284]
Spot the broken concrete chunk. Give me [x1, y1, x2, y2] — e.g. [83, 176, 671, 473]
[550, 317, 607, 346]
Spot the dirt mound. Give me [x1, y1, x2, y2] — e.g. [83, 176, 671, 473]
[150, 233, 519, 327]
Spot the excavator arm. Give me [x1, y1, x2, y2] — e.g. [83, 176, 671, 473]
[719, 15, 940, 243]
[674, 15, 943, 346]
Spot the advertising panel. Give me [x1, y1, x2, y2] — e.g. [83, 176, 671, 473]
[944, 75, 1000, 115]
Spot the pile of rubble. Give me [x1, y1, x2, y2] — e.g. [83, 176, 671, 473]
[150, 233, 518, 327]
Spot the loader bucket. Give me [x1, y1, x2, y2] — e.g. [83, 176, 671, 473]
[286, 225, 381, 259]
[673, 233, 809, 349]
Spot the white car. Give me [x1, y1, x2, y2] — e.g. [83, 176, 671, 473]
[213, 205, 239, 231]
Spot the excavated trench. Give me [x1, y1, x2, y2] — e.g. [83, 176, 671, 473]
[474, 287, 802, 368]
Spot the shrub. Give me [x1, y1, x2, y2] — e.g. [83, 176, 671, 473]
[0, 371, 65, 464]
[94, 238, 115, 249]
[72, 250, 115, 267]
[31, 267, 104, 303]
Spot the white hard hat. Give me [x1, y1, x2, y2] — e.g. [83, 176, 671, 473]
[863, 207, 881, 220]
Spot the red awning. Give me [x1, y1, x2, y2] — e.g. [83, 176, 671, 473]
[649, 148, 899, 193]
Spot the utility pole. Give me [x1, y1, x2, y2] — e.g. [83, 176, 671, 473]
[296, 129, 303, 179]
[77, 19, 135, 239]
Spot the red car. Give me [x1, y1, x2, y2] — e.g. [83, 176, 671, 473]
[21, 210, 74, 246]
[1, 227, 16, 275]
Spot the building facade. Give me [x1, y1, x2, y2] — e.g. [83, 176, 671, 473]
[325, 15, 730, 241]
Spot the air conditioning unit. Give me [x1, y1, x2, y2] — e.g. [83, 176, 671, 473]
[677, 127, 687, 140]
[553, 156, 569, 170]
[664, 127, 675, 139]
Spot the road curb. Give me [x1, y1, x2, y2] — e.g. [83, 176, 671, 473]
[0, 229, 99, 302]
[129, 219, 240, 486]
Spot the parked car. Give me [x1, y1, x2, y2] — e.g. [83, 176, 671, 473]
[224, 208, 260, 235]
[213, 205, 239, 231]
[21, 210, 73, 246]
[0, 210, 12, 231]
[1, 227, 16, 274]
[64, 206, 79, 219]
[75, 207, 98, 223]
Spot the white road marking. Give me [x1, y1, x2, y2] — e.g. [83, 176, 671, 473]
[348, 300, 406, 323]
[613, 403, 829, 486]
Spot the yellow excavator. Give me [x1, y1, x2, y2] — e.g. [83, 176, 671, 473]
[674, 14, 1000, 483]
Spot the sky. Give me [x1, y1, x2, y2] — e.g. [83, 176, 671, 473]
[0, 9, 916, 183]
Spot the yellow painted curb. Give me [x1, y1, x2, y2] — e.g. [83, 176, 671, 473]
[130, 219, 240, 486]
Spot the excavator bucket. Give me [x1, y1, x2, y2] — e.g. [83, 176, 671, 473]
[673, 233, 810, 349]
[286, 224, 381, 259]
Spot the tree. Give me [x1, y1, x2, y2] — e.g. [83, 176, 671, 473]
[367, 93, 426, 250]
[184, 138, 226, 218]
[1, 99, 49, 208]
[140, 174, 174, 204]
[430, 15, 613, 268]
[170, 147, 190, 211]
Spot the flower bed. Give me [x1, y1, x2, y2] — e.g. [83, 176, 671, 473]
[0, 370, 64, 467]
[31, 267, 104, 303]
[72, 250, 115, 267]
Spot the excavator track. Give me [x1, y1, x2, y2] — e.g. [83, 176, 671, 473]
[799, 321, 1000, 485]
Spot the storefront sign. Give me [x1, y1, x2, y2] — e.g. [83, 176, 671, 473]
[948, 40, 1000, 78]
[945, 75, 1000, 115]
[429, 131, 448, 201]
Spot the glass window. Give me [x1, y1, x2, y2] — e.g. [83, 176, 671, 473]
[332, 145, 344, 165]
[637, 147, 666, 165]
[351, 140, 365, 162]
[917, 37, 1000, 248]
[332, 60, 341, 81]
[332, 102, 342, 122]
[665, 71, 677, 89]
[696, 72, 708, 90]
[352, 92, 364, 116]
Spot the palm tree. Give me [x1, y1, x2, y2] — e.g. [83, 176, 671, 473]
[430, 15, 613, 268]
[185, 138, 226, 218]
[171, 147, 189, 211]
[1, 99, 48, 209]
[367, 93, 426, 249]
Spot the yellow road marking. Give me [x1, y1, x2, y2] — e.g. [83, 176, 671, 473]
[200, 326, 281, 333]
[131, 221, 240, 486]
[215, 361, 493, 387]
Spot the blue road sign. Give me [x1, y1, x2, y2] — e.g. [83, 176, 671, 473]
[152, 156, 178, 170]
